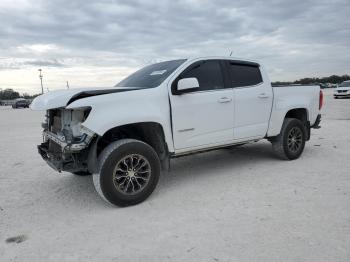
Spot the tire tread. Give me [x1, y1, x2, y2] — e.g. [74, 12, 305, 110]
[271, 118, 306, 160]
[93, 139, 160, 206]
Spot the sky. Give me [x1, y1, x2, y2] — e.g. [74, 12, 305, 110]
[0, 0, 349, 94]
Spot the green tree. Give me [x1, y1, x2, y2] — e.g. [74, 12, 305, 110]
[272, 74, 350, 86]
[0, 89, 20, 100]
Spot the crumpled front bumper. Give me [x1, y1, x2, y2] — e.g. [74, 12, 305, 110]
[43, 130, 93, 152]
[38, 141, 64, 172]
[37, 129, 95, 172]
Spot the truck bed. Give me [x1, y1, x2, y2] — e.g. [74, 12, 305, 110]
[267, 85, 320, 136]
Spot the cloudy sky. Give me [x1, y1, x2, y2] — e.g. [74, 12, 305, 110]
[0, 0, 349, 94]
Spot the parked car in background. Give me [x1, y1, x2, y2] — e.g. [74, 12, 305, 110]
[12, 98, 30, 108]
[319, 83, 336, 89]
[334, 80, 350, 98]
[319, 83, 328, 89]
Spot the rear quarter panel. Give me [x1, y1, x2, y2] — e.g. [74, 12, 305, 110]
[268, 85, 320, 136]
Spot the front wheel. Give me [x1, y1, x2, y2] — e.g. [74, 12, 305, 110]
[93, 139, 160, 207]
[271, 118, 306, 160]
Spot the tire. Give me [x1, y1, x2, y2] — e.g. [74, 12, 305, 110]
[271, 118, 306, 160]
[93, 139, 160, 207]
[72, 171, 91, 176]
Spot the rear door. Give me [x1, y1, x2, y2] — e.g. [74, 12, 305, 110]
[226, 61, 273, 140]
[170, 60, 234, 150]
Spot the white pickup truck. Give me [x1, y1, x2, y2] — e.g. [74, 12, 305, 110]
[31, 56, 323, 206]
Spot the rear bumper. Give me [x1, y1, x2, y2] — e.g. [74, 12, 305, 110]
[311, 114, 321, 129]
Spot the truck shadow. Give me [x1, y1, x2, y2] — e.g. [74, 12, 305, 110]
[158, 142, 275, 191]
[53, 142, 277, 208]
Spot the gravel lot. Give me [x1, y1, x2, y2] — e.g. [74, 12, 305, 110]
[0, 89, 349, 262]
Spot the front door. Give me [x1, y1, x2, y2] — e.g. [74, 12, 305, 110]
[170, 60, 234, 151]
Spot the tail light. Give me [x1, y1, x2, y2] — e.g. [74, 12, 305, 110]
[319, 90, 324, 110]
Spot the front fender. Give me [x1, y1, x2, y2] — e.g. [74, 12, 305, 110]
[66, 87, 174, 152]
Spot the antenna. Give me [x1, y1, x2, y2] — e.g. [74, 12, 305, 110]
[66, 81, 70, 89]
[229, 51, 233, 56]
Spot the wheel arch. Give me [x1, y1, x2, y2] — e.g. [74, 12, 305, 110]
[285, 108, 309, 122]
[96, 122, 170, 170]
[268, 107, 310, 140]
[268, 104, 310, 136]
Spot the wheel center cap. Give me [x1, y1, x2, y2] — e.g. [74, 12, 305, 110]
[128, 171, 135, 177]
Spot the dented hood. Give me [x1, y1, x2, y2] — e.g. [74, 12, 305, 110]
[30, 87, 139, 110]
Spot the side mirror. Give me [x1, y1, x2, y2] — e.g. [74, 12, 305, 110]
[177, 77, 199, 94]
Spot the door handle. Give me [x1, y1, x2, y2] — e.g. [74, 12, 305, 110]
[218, 97, 232, 103]
[258, 93, 269, 98]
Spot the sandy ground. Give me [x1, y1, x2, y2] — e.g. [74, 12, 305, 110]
[0, 89, 349, 262]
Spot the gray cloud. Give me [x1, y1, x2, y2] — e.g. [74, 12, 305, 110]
[24, 59, 64, 67]
[0, 0, 349, 89]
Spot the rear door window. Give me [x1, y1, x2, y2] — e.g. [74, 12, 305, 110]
[228, 62, 263, 88]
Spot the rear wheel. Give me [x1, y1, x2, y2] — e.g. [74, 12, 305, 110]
[271, 118, 306, 160]
[93, 139, 160, 207]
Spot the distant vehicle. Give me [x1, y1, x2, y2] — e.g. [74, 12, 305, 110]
[334, 81, 350, 99]
[319, 83, 328, 89]
[12, 98, 30, 108]
[319, 83, 336, 89]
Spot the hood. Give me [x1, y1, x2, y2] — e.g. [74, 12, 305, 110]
[30, 87, 140, 110]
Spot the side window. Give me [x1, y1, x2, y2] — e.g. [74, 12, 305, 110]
[229, 63, 263, 88]
[179, 60, 225, 91]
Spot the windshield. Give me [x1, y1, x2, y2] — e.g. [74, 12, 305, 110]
[339, 81, 350, 87]
[115, 59, 186, 89]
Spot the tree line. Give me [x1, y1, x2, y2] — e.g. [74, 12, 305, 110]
[272, 74, 350, 86]
[0, 89, 40, 100]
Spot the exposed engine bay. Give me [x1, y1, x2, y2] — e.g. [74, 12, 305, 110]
[38, 108, 96, 172]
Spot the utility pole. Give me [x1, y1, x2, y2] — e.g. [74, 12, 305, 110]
[38, 69, 44, 94]
[66, 81, 70, 89]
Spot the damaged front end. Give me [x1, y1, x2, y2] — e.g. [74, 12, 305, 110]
[38, 107, 96, 173]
